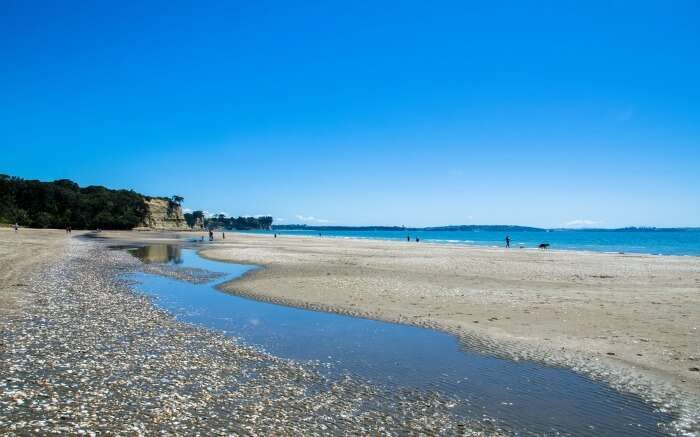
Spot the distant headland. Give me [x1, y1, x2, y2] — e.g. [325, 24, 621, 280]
[2, 175, 695, 232]
[0, 175, 271, 231]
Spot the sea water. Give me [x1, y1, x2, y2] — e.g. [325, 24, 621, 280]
[243, 228, 700, 256]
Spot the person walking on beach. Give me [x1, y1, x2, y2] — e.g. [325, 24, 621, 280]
[505, 235, 511, 248]
[222, 232, 225, 239]
[406, 235, 410, 242]
[274, 233, 277, 238]
[209, 230, 214, 241]
[416, 236, 420, 243]
[13, 223, 18, 232]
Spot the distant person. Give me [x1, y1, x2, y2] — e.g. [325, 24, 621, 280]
[416, 237, 420, 243]
[319, 233, 322, 237]
[209, 230, 214, 241]
[274, 233, 277, 238]
[505, 235, 511, 248]
[222, 232, 225, 239]
[13, 223, 18, 232]
[407, 235, 410, 242]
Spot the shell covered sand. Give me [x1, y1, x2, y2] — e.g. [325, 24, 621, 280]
[0, 238, 504, 435]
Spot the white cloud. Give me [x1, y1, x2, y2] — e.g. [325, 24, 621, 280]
[275, 217, 286, 222]
[182, 208, 192, 213]
[296, 214, 331, 223]
[564, 219, 602, 227]
[218, 211, 229, 217]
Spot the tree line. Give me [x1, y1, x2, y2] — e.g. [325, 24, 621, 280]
[0, 174, 156, 230]
[184, 211, 273, 230]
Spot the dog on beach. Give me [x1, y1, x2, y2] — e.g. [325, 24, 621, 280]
[538, 243, 550, 249]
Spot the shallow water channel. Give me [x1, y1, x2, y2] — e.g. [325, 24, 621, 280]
[125, 243, 673, 436]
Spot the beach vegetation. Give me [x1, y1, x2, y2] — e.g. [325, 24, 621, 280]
[0, 174, 149, 229]
[183, 213, 274, 230]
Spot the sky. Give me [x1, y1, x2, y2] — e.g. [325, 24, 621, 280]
[1, 1, 699, 228]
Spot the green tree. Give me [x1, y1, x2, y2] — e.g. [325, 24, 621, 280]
[0, 175, 149, 230]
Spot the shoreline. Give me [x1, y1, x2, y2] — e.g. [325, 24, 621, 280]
[189, 231, 700, 431]
[236, 230, 700, 258]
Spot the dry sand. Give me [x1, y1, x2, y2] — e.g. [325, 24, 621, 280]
[0, 228, 80, 319]
[186, 232, 700, 408]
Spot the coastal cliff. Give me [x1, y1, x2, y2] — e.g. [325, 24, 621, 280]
[134, 198, 188, 231]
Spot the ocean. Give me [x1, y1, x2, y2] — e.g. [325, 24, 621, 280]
[242, 228, 700, 256]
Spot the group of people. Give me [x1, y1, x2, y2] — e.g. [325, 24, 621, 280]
[406, 235, 420, 242]
[201, 230, 225, 242]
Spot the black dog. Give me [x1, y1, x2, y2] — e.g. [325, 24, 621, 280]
[538, 243, 550, 249]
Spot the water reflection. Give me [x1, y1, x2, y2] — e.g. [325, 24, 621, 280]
[129, 244, 183, 264]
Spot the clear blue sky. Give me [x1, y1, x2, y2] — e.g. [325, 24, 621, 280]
[1, 1, 698, 228]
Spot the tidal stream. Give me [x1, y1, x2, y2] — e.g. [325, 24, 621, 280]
[125, 243, 674, 436]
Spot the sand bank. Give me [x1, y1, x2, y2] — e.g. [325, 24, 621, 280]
[182, 232, 698, 411]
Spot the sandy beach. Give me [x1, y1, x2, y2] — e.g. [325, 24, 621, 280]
[0, 229, 80, 319]
[188, 232, 700, 409]
[2, 229, 490, 434]
[3, 228, 699, 433]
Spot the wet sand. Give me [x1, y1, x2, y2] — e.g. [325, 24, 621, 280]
[184, 231, 700, 424]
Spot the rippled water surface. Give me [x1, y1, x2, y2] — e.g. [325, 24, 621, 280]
[243, 228, 700, 256]
[126, 244, 675, 436]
